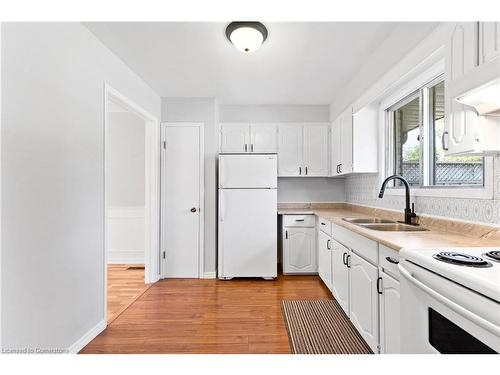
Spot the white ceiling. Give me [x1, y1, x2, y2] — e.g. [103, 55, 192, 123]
[85, 22, 438, 104]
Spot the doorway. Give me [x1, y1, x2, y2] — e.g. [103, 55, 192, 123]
[161, 123, 204, 278]
[104, 84, 160, 324]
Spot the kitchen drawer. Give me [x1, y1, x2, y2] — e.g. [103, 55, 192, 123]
[283, 214, 315, 228]
[318, 217, 332, 235]
[331, 223, 378, 264]
[378, 244, 400, 280]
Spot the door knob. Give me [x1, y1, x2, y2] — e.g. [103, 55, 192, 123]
[190, 207, 197, 213]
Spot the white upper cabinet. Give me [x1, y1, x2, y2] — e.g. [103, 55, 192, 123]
[303, 124, 330, 176]
[220, 123, 278, 153]
[250, 124, 278, 153]
[278, 124, 303, 176]
[444, 23, 480, 155]
[444, 22, 500, 155]
[220, 123, 250, 153]
[479, 22, 500, 65]
[278, 123, 329, 177]
[331, 106, 377, 176]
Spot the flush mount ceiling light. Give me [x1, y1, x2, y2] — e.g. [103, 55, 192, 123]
[226, 22, 268, 53]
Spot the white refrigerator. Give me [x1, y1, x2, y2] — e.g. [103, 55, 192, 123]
[218, 154, 278, 279]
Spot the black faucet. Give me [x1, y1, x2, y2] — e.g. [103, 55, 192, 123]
[378, 175, 417, 225]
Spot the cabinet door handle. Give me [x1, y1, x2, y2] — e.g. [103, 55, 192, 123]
[190, 207, 197, 213]
[327, 239, 331, 250]
[320, 222, 326, 226]
[342, 252, 347, 265]
[251, 144, 254, 152]
[377, 276, 383, 295]
[442, 131, 449, 151]
[299, 166, 302, 175]
[346, 254, 351, 268]
[285, 230, 288, 240]
[385, 256, 399, 265]
[244, 144, 248, 152]
[305, 166, 308, 175]
[339, 164, 342, 173]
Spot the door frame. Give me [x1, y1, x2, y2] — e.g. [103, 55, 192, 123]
[103, 84, 160, 321]
[160, 122, 205, 279]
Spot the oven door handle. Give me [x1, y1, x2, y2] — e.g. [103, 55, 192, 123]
[398, 263, 500, 336]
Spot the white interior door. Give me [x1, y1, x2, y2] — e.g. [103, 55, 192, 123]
[162, 123, 203, 278]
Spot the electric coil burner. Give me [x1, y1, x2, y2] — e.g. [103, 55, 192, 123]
[433, 251, 492, 268]
[483, 251, 500, 263]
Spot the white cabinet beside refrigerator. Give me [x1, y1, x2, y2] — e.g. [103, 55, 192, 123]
[218, 154, 278, 279]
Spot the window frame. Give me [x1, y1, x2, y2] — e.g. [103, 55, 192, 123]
[378, 60, 494, 200]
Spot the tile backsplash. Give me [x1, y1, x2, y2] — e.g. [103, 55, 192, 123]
[345, 156, 500, 225]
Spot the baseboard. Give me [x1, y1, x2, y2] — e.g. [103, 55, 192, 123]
[203, 271, 216, 279]
[68, 319, 106, 354]
[108, 249, 144, 264]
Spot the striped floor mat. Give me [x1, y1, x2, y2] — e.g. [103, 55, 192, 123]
[281, 299, 373, 354]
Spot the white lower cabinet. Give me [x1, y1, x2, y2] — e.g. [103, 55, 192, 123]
[283, 222, 317, 274]
[331, 238, 350, 316]
[349, 251, 380, 353]
[379, 271, 400, 354]
[318, 230, 332, 291]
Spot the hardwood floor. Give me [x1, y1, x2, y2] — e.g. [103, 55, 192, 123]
[107, 265, 151, 324]
[81, 275, 332, 354]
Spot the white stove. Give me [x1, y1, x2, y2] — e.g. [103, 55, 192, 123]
[398, 247, 500, 354]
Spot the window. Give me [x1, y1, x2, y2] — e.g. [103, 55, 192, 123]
[386, 77, 484, 188]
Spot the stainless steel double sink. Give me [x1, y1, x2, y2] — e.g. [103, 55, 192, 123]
[342, 217, 428, 232]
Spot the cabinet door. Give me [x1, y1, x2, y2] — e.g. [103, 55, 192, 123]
[339, 109, 353, 175]
[220, 123, 250, 153]
[444, 23, 478, 155]
[331, 239, 349, 315]
[303, 124, 329, 176]
[283, 227, 317, 274]
[479, 22, 500, 64]
[250, 124, 278, 153]
[379, 271, 400, 354]
[330, 120, 341, 176]
[349, 252, 379, 353]
[278, 124, 303, 176]
[318, 231, 332, 291]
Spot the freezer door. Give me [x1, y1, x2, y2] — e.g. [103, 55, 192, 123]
[219, 154, 277, 188]
[218, 189, 277, 278]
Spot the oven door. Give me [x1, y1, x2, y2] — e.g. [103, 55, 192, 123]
[399, 260, 500, 354]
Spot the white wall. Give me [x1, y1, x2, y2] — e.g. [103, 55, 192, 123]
[219, 104, 330, 122]
[107, 111, 145, 207]
[162, 98, 218, 276]
[220, 104, 345, 203]
[107, 111, 146, 264]
[1, 23, 161, 351]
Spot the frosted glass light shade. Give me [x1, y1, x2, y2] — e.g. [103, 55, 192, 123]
[226, 22, 268, 53]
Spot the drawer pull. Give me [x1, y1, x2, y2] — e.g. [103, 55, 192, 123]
[321, 222, 326, 226]
[385, 256, 399, 264]
[295, 219, 305, 222]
